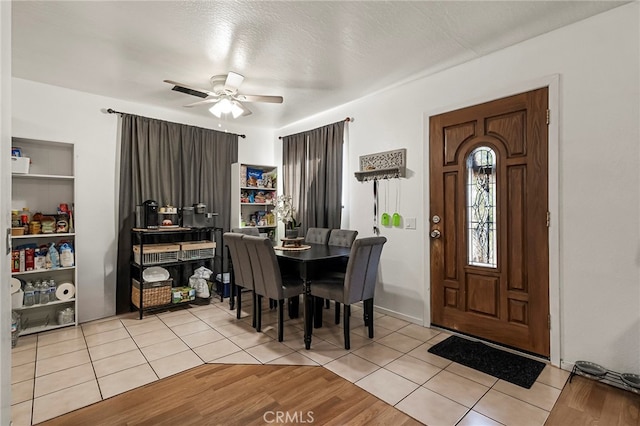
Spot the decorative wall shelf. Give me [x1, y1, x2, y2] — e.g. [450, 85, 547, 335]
[354, 148, 406, 181]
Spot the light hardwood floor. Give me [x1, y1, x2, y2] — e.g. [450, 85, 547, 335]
[39, 364, 421, 425]
[546, 375, 640, 426]
[39, 363, 639, 426]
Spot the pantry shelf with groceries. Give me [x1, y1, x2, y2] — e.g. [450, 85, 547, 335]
[10, 137, 77, 341]
[231, 163, 279, 241]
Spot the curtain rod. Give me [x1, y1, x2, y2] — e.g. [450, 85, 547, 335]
[105, 108, 247, 138]
[278, 117, 352, 140]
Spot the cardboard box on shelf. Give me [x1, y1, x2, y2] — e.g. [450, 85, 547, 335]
[172, 286, 195, 304]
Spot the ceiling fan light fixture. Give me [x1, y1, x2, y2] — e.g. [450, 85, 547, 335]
[230, 101, 244, 118]
[167, 72, 280, 119]
[209, 97, 233, 117]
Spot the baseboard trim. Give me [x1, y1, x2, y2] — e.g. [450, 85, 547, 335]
[372, 305, 422, 325]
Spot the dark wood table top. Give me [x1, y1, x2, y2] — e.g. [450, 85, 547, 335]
[274, 243, 350, 262]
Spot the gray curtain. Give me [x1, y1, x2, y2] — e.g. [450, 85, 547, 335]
[115, 114, 238, 313]
[283, 120, 345, 234]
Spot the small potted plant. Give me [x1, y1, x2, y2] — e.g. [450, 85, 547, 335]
[273, 195, 301, 238]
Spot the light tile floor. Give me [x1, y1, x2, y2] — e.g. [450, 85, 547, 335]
[10, 297, 570, 425]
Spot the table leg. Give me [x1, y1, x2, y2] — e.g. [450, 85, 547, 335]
[302, 263, 313, 350]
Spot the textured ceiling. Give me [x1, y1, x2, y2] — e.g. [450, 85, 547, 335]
[12, 1, 625, 129]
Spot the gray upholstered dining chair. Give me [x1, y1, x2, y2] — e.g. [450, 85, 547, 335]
[328, 229, 358, 247]
[243, 235, 305, 341]
[325, 228, 359, 318]
[309, 236, 387, 349]
[231, 227, 260, 236]
[304, 227, 330, 245]
[224, 232, 256, 326]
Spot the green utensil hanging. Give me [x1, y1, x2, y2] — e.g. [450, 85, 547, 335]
[392, 212, 401, 227]
[392, 179, 401, 227]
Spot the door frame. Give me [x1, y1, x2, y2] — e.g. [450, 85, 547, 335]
[423, 74, 560, 366]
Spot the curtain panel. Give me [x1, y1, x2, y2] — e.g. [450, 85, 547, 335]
[282, 120, 345, 234]
[115, 114, 238, 313]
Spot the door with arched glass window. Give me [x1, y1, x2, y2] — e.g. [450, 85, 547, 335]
[429, 88, 549, 357]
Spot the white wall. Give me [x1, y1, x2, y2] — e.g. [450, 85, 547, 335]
[277, 3, 639, 372]
[11, 78, 273, 322]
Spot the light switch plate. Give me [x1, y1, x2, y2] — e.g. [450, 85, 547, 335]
[405, 217, 416, 229]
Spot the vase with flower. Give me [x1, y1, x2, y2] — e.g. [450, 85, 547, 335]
[272, 195, 301, 238]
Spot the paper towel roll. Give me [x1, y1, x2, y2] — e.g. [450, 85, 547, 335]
[11, 277, 22, 293]
[56, 282, 75, 301]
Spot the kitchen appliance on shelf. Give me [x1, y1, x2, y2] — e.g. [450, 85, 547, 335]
[135, 200, 159, 229]
[182, 203, 217, 228]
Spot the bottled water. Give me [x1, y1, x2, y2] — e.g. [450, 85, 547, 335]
[34, 280, 42, 304]
[49, 279, 57, 301]
[23, 281, 35, 306]
[38, 280, 49, 304]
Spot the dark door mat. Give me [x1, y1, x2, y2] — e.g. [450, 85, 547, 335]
[427, 335, 545, 388]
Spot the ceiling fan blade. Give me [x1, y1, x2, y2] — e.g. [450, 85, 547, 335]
[182, 98, 220, 108]
[236, 94, 284, 104]
[163, 80, 215, 98]
[224, 72, 244, 92]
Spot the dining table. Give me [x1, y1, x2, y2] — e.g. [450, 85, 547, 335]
[274, 242, 351, 349]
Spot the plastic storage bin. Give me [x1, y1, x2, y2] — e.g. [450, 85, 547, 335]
[11, 156, 30, 174]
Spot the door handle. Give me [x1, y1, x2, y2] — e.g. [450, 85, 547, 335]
[430, 229, 441, 239]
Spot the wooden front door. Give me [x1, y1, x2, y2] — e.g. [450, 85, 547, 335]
[429, 88, 550, 357]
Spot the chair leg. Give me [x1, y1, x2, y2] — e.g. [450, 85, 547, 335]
[314, 296, 324, 328]
[343, 305, 351, 350]
[251, 292, 257, 328]
[256, 295, 263, 332]
[366, 299, 375, 338]
[335, 302, 341, 325]
[324, 298, 330, 309]
[236, 285, 242, 319]
[288, 295, 299, 319]
[363, 300, 370, 326]
[278, 299, 284, 342]
[229, 283, 236, 310]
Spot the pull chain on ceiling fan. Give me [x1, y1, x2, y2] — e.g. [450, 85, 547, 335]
[164, 71, 284, 118]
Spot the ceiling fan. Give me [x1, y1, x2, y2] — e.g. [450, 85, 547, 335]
[164, 72, 283, 118]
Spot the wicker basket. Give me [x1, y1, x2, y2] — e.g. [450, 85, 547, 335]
[133, 243, 180, 265]
[178, 240, 216, 261]
[131, 278, 172, 308]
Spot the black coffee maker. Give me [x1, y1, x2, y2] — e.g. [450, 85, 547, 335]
[135, 200, 159, 228]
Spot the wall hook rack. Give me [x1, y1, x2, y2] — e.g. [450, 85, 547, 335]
[354, 148, 407, 182]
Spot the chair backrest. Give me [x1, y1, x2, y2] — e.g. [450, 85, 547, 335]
[232, 227, 260, 236]
[304, 227, 330, 245]
[344, 236, 387, 304]
[243, 235, 284, 300]
[328, 229, 358, 247]
[224, 232, 254, 289]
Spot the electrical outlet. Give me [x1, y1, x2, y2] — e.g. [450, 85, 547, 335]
[405, 217, 416, 229]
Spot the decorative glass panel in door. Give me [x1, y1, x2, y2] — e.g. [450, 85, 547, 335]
[466, 146, 497, 268]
